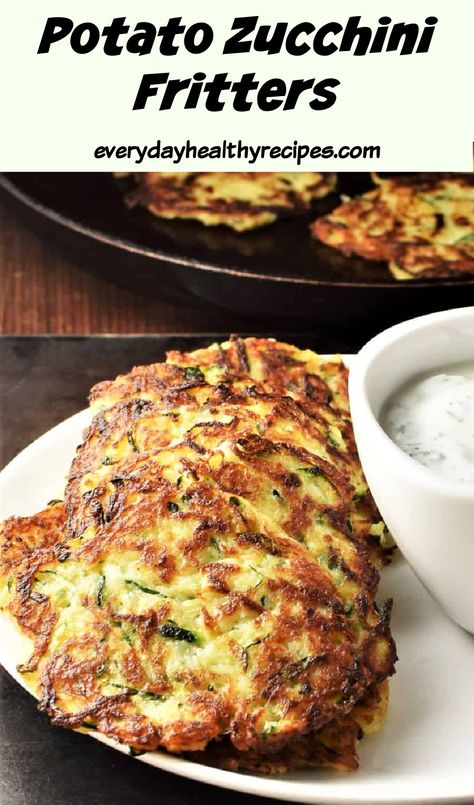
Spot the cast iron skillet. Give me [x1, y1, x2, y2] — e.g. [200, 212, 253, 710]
[1, 172, 473, 328]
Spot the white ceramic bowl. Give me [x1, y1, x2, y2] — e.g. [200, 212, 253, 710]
[349, 307, 474, 634]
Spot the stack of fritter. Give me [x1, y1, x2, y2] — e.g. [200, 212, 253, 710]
[312, 174, 474, 280]
[119, 172, 336, 231]
[0, 338, 396, 773]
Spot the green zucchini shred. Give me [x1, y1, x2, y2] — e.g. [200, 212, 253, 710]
[96, 575, 106, 607]
[125, 579, 165, 596]
[158, 621, 198, 644]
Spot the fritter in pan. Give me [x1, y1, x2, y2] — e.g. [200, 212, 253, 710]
[311, 174, 474, 280]
[120, 172, 336, 232]
[389, 242, 474, 280]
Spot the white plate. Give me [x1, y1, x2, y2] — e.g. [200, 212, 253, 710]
[1, 364, 474, 805]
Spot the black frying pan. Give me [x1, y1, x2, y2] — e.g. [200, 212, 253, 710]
[1, 172, 473, 330]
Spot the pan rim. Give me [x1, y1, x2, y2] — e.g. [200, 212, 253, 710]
[1, 172, 473, 290]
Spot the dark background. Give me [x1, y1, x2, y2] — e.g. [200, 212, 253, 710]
[0, 195, 257, 336]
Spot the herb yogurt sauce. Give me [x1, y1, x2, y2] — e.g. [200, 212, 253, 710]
[383, 362, 474, 484]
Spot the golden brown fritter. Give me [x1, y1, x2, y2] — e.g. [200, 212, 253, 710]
[119, 172, 336, 232]
[311, 175, 474, 280]
[0, 338, 396, 772]
[389, 243, 474, 280]
[195, 680, 389, 773]
[0, 502, 67, 673]
[1, 460, 394, 755]
[0, 502, 66, 585]
[79, 338, 393, 563]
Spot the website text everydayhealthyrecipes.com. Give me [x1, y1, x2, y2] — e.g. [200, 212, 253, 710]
[94, 140, 381, 166]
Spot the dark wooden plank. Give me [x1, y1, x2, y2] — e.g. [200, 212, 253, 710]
[0, 199, 265, 335]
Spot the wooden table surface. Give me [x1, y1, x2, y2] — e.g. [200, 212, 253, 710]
[0, 196, 268, 335]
